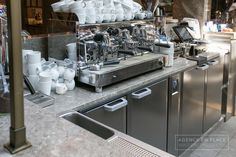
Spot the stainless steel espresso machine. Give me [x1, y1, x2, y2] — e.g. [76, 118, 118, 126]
[77, 25, 165, 92]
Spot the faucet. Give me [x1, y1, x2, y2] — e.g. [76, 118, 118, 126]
[21, 30, 31, 43]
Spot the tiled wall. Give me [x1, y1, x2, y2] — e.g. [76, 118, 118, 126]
[48, 33, 76, 60]
[23, 33, 76, 60]
[23, 37, 48, 58]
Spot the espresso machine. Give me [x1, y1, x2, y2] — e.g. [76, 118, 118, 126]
[77, 26, 165, 92]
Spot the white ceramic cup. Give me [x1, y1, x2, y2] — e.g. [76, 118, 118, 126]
[22, 50, 34, 74]
[95, 7, 103, 14]
[86, 6, 96, 14]
[76, 13, 86, 25]
[146, 12, 153, 19]
[69, 1, 86, 12]
[103, 14, 112, 23]
[71, 7, 86, 15]
[51, 80, 58, 91]
[27, 51, 41, 64]
[56, 83, 68, 95]
[66, 43, 76, 54]
[66, 43, 77, 61]
[95, 0, 103, 8]
[65, 80, 75, 91]
[96, 14, 104, 23]
[39, 71, 52, 82]
[116, 14, 124, 22]
[50, 68, 60, 81]
[135, 12, 146, 20]
[64, 68, 76, 81]
[27, 63, 42, 75]
[86, 14, 96, 24]
[22, 49, 34, 63]
[110, 14, 116, 22]
[49, 62, 58, 70]
[28, 75, 39, 90]
[38, 80, 52, 96]
[61, 4, 70, 12]
[103, 0, 113, 7]
[57, 66, 66, 77]
[58, 77, 65, 83]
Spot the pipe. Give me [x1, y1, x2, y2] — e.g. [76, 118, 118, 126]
[4, 0, 31, 154]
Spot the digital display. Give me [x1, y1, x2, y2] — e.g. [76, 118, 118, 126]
[173, 26, 194, 42]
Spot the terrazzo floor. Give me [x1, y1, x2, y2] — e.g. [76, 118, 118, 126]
[187, 116, 236, 157]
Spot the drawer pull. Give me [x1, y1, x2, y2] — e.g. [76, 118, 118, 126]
[132, 88, 152, 99]
[103, 98, 128, 112]
[197, 64, 209, 71]
[208, 60, 219, 66]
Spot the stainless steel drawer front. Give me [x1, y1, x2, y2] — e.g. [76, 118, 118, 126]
[84, 98, 127, 133]
[127, 79, 168, 151]
[204, 58, 223, 132]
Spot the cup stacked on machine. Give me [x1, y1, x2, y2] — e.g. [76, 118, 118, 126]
[51, 0, 153, 24]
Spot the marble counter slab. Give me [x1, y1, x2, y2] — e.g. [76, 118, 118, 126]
[0, 100, 134, 157]
[0, 57, 196, 157]
[46, 58, 197, 115]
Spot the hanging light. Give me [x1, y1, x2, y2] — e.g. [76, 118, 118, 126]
[229, 0, 236, 11]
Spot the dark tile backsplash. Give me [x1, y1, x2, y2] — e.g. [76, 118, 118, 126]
[23, 33, 76, 60]
[23, 37, 48, 58]
[48, 34, 76, 60]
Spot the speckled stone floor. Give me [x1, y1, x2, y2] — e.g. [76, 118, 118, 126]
[187, 116, 236, 157]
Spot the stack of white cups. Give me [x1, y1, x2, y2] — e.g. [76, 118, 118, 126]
[85, 0, 96, 24]
[38, 71, 52, 96]
[95, 0, 104, 23]
[63, 68, 76, 92]
[22, 49, 77, 96]
[22, 50, 42, 90]
[69, 1, 86, 24]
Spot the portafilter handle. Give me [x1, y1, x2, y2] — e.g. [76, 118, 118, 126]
[155, 43, 171, 48]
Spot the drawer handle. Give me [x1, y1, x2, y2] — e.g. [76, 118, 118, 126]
[172, 91, 179, 96]
[103, 98, 128, 112]
[208, 60, 219, 66]
[197, 64, 209, 71]
[132, 88, 152, 99]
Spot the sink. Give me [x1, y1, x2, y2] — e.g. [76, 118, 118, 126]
[61, 112, 173, 157]
[61, 112, 115, 140]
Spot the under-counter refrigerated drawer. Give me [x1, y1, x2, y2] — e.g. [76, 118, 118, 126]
[204, 58, 223, 132]
[179, 65, 207, 153]
[84, 97, 128, 133]
[127, 79, 168, 151]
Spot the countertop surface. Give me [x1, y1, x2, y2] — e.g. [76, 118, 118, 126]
[0, 100, 134, 157]
[0, 57, 196, 157]
[46, 58, 197, 115]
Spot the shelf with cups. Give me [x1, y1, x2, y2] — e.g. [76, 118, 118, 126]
[79, 18, 154, 28]
[49, 12, 154, 31]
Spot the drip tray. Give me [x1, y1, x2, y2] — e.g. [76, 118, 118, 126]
[110, 137, 159, 157]
[25, 92, 55, 108]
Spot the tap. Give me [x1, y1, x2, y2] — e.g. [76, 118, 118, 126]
[21, 30, 31, 43]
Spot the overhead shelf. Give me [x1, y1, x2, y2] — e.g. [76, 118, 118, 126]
[79, 18, 154, 28]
